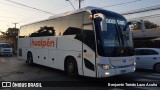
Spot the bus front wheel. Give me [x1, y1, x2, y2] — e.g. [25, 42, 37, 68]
[65, 57, 78, 77]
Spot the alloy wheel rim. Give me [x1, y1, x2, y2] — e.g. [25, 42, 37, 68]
[155, 64, 160, 72]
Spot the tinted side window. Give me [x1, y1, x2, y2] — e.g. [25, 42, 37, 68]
[135, 50, 142, 55]
[83, 24, 96, 51]
[61, 12, 83, 35]
[135, 49, 159, 55]
[19, 24, 35, 38]
[63, 27, 82, 35]
[20, 19, 62, 38]
[30, 26, 55, 37]
[47, 18, 62, 36]
[143, 50, 158, 55]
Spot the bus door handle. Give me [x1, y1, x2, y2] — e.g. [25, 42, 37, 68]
[84, 50, 87, 53]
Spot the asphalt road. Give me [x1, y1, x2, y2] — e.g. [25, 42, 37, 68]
[0, 56, 160, 90]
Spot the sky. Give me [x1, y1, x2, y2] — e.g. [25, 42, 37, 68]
[0, 0, 160, 32]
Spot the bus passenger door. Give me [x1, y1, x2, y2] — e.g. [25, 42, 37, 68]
[82, 24, 96, 77]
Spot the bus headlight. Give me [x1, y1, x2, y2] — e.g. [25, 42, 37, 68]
[99, 64, 110, 70]
[105, 72, 110, 75]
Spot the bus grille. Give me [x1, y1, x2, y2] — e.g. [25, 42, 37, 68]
[114, 64, 134, 68]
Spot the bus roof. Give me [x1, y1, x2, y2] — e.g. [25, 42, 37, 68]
[48, 6, 102, 19]
[20, 6, 122, 27]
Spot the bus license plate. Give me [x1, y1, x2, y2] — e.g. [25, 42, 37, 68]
[121, 70, 126, 73]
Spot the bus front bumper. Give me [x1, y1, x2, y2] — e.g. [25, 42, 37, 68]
[97, 65, 136, 78]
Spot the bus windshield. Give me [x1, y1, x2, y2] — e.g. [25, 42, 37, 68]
[93, 10, 134, 57]
[103, 18, 132, 47]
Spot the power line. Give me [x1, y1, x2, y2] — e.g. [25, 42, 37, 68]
[66, 0, 76, 10]
[16, 3, 74, 24]
[0, 16, 18, 19]
[0, 2, 33, 16]
[51, 0, 77, 11]
[46, 1, 73, 12]
[4, 0, 56, 15]
[127, 13, 160, 20]
[0, 0, 76, 23]
[101, 0, 141, 8]
[122, 4, 160, 15]
[0, 19, 13, 23]
[0, 0, 60, 17]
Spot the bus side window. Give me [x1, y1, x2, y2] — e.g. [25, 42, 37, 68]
[30, 26, 56, 37]
[83, 24, 96, 51]
[63, 27, 82, 35]
[61, 12, 83, 35]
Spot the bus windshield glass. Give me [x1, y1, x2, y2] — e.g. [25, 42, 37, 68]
[93, 10, 134, 57]
[103, 18, 132, 47]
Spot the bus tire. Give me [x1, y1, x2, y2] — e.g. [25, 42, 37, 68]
[153, 63, 160, 73]
[65, 57, 78, 77]
[27, 52, 33, 65]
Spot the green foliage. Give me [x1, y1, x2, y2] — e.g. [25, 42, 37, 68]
[0, 28, 19, 54]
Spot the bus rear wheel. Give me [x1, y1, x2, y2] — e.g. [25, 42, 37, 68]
[65, 57, 78, 77]
[27, 52, 33, 65]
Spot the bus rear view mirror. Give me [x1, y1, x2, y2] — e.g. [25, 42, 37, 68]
[128, 20, 146, 32]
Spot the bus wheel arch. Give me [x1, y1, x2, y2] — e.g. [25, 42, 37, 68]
[27, 51, 33, 65]
[64, 56, 78, 77]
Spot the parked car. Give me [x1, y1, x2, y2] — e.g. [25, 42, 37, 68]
[0, 42, 13, 56]
[135, 48, 160, 72]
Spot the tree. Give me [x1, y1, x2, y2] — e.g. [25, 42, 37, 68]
[0, 32, 3, 40]
[0, 28, 19, 54]
[132, 20, 159, 30]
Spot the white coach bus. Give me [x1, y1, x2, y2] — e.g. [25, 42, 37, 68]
[18, 7, 136, 78]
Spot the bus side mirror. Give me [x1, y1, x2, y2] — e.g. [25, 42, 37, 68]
[128, 20, 146, 32]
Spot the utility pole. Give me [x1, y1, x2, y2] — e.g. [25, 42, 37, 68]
[13, 23, 18, 28]
[79, 0, 81, 9]
[78, 0, 83, 9]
